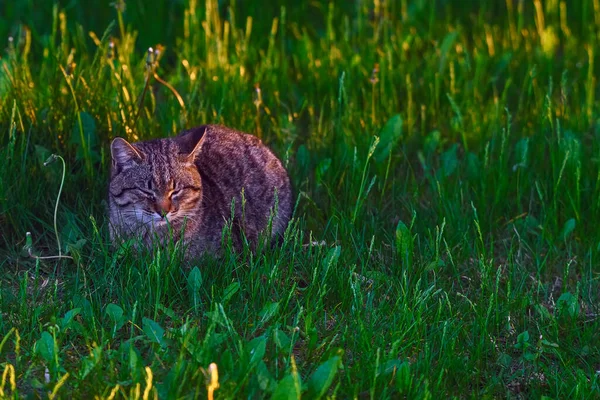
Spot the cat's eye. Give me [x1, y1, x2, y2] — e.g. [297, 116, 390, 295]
[146, 180, 153, 190]
[170, 186, 199, 199]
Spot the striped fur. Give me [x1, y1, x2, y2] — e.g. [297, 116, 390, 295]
[108, 125, 292, 259]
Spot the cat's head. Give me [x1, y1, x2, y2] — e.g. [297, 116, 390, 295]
[108, 128, 206, 238]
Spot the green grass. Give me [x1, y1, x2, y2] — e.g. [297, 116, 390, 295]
[1, 0, 600, 398]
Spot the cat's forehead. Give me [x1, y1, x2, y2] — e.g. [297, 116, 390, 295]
[135, 138, 176, 155]
[133, 139, 196, 185]
[136, 140, 175, 165]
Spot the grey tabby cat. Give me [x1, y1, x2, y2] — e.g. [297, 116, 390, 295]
[108, 125, 292, 258]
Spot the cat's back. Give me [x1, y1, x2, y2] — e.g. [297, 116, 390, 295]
[196, 125, 288, 180]
[194, 124, 292, 240]
[197, 124, 270, 159]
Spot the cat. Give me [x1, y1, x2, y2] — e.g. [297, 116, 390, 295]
[108, 124, 292, 258]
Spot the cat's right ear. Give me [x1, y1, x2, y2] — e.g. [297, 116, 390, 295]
[176, 125, 207, 162]
[111, 137, 143, 167]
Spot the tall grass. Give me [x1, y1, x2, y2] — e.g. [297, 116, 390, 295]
[1, 0, 599, 397]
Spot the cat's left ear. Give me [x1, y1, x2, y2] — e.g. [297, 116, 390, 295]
[177, 125, 207, 163]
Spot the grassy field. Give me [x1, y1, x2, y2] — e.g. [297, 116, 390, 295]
[1, 0, 600, 398]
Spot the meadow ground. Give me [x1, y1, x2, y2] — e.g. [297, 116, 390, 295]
[1, 0, 600, 398]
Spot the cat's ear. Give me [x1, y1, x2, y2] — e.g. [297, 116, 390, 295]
[176, 125, 207, 162]
[111, 137, 143, 166]
[187, 136, 205, 163]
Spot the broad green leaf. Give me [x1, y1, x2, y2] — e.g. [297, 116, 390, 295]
[205, 311, 224, 327]
[187, 266, 203, 292]
[274, 328, 291, 350]
[129, 344, 142, 381]
[559, 218, 576, 241]
[220, 349, 234, 371]
[556, 292, 580, 318]
[379, 359, 404, 376]
[60, 307, 81, 330]
[424, 130, 441, 156]
[222, 282, 240, 304]
[272, 374, 301, 400]
[258, 302, 280, 325]
[514, 137, 529, 170]
[247, 336, 267, 365]
[534, 303, 552, 321]
[143, 318, 166, 347]
[256, 360, 275, 391]
[34, 331, 55, 362]
[73, 295, 94, 320]
[158, 304, 179, 321]
[515, 331, 530, 350]
[439, 32, 459, 73]
[105, 303, 124, 325]
[34, 145, 52, 167]
[395, 361, 412, 390]
[65, 238, 86, 252]
[78, 345, 102, 379]
[307, 355, 342, 399]
[395, 220, 412, 268]
[440, 144, 458, 177]
[374, 114, 402, 164]
[316, 158, 331, 182]
[497, 353, 512, 368]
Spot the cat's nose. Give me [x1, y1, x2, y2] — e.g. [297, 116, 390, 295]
[156, 198, 172, 216]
